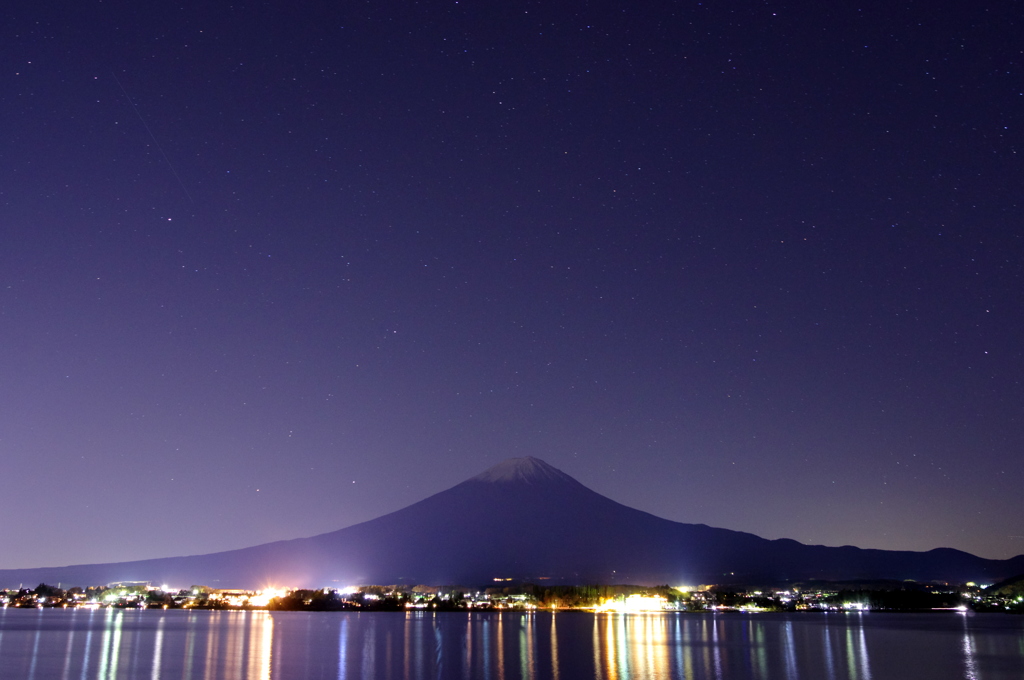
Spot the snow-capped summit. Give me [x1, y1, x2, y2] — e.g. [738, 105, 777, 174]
[469, 456, 576, 484]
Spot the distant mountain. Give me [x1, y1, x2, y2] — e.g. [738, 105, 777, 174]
[2, 457, 1022, 589]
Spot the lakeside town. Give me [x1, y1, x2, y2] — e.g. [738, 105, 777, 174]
[4, 578, 1023, 614]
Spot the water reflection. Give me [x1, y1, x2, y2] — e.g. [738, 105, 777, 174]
[26, 611, 43, 680]
[587, 611, 880, 680]
[79, 615, 95, 680]
[550, 610, 559, 680]
[592, 612, 675, 679]
[97, 609, 124, 679]
[1, 609, 1022, 679]
[962, 613, 978, 680]
[782, 621, 797, 678]
[151, 615, 164, 680]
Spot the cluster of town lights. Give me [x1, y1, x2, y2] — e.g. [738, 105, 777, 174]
[4, 580, 1018, 613]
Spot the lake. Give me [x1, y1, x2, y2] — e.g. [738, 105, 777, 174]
[0, 608, 1021, 679]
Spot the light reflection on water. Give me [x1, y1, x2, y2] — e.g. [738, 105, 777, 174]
[0, 608, 1022, 679]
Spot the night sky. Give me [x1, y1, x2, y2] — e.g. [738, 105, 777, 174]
[2, 0, 1022, 571]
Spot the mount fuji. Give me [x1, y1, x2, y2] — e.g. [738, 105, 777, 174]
[2, 457, 1021, 589]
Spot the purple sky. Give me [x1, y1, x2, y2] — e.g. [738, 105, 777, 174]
[2, 0, 1022, 570]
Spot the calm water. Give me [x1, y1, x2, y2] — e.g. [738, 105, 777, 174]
[0, 608, 1022, 680]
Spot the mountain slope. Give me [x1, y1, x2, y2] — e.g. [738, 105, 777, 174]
[2, 457, 1021, 589]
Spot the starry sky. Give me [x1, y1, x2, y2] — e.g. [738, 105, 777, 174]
[2, 0, 1022, 570]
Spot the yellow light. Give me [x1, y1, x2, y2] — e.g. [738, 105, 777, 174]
[249, 588, 288, 607]
[595, 594, 667, 613]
